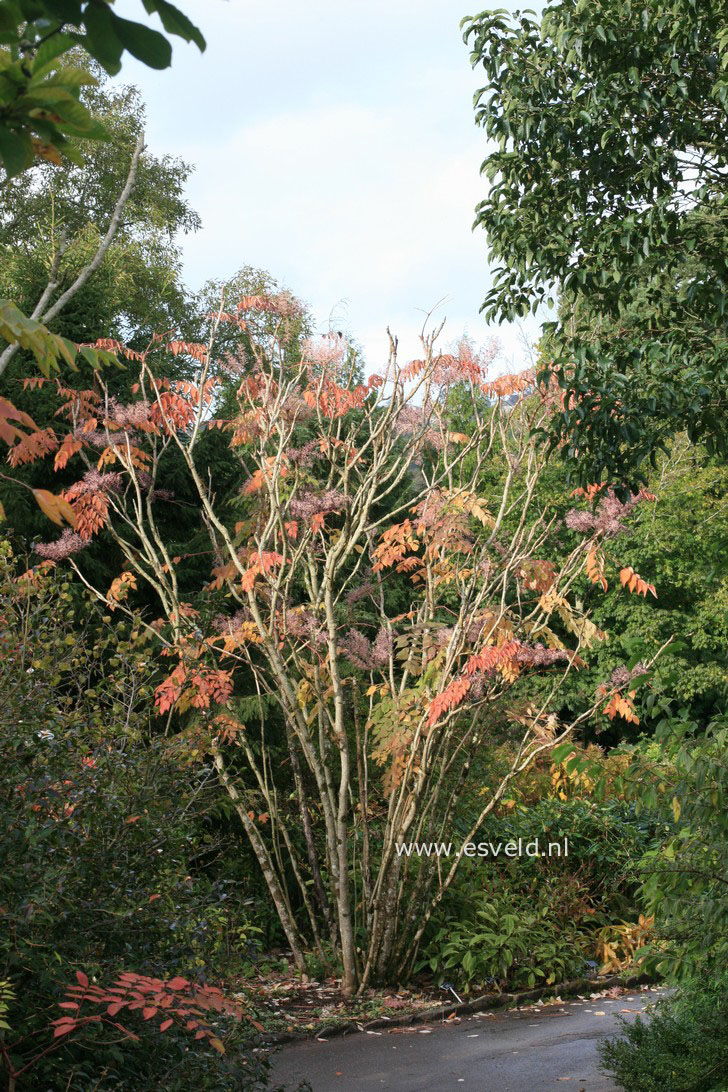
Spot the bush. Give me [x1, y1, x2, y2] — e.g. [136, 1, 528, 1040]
[419, 796, 656, 992]
[599, 974, 728, 1092]
[421, 880, 597, 990]
[0, 545, 277, 1089]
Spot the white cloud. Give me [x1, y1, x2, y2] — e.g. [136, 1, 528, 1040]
[117, 0, 543, 369]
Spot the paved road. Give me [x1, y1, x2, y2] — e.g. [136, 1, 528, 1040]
[271, 986, 666, 1091]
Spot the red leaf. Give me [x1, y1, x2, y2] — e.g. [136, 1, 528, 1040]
[168, 977, 189, 990]
[159, 1018, 173, 1031]
[54, 1021, 76, 1037]
[58, 1001, 80, 1011]
[142, 1006, 158, 1020]
[107, 1002, 125, 1015]
[76, 971, 89, 989]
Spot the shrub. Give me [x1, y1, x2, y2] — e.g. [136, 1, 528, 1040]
[0, 544, 275, 1089]
[421, 878, 598, 991]
[599, 974, 728, 1092]
[419, 796, 655, 992]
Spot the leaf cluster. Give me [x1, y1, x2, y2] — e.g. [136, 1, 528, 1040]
[0, 1, 204, 176]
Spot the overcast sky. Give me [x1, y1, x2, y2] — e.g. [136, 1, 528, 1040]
[117, 0, 544, 372]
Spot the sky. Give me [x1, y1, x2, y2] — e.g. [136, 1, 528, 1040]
[116, 0, 544, 374]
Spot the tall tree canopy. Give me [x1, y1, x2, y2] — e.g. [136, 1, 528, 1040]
[463, 1, 728, 487]
[0, 73, 199, 349]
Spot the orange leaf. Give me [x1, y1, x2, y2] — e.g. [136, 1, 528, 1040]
[586, 546, 608, 592]
[619, 566, 656, 598]
[54, 435, 82, 471]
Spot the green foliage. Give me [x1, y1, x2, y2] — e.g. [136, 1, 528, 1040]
[0, 296, 119, 374]
[421, 797, 654, 991]
[630, 712, 728, 982]
[0, 0, 204, 177]
[0, 72, 200, 345]
[0, 980, 12, 1033]
[599, 973, 728, 1092]
[0, 543, 277, 1088]
[476, 433, 728, 744]
[488, 797, 653, 911]
[422, 879, 597, 990]
[463, 1, 728, 486]
[557, 704, 728, 985]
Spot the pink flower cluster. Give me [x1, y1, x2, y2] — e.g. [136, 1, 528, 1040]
[393, 406, 443, 451]
[65, 470, 122, 499]
[605, 661, 646, 690]
[565, 489, 644, 538]
[132, 473, 174, 501]
[301, 334, 347, 370]
[35, 529, 89, 561]
[431, 336, 500, 388]
[345, 581, 376, 607]
[515, 644, 571, 667]
[340, 626, 392, 671]
[289, 490, 349, 521]
[436, 616, 491, 650]
[212, 609, 254, 635]
[108, 398, 151, 428]
[287, 440, 319, 467]
[285, 608, 327, 647]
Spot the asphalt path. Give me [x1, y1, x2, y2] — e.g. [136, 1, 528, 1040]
[271, 986, 666, 1091]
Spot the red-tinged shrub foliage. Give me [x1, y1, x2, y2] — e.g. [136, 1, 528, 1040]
[49, 970, 250, 1051]
[0, 542, 284, 1091]
[7, 302, 659, 999]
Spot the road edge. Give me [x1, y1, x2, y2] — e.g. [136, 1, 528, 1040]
[265, 971, 658, 1045]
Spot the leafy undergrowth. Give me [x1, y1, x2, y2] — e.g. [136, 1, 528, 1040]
[237, 965, 647, 1039]
[241, 969, 444, 1037]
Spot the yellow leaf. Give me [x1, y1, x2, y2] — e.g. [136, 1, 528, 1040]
[32, 488, 76, 528]
[31, 138, 63, 165]
[672, 796, 681, 823]
[55, 495, 77, 527]
[208, 1036, 225, 1054]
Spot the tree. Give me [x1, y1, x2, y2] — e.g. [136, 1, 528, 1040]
[0, 0, 204, 176]
[0, 3, 205, 522]
[0, 68, 200, 370]
[0, 67, 203, 546]
[463, 1, 728, 487]
[11, 297, 658, 996]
